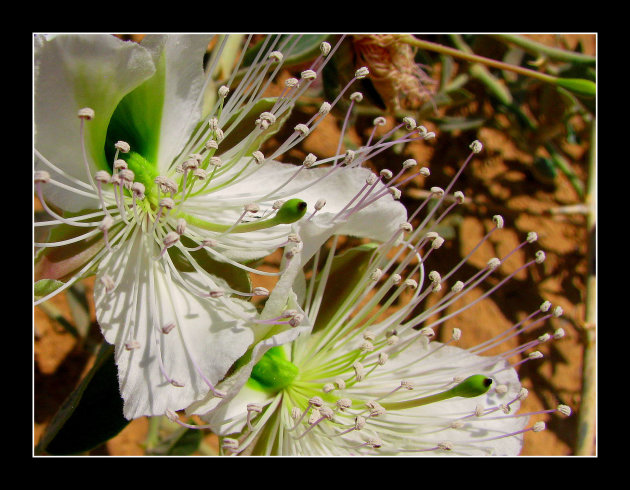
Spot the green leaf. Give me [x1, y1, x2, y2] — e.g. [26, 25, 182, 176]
[36, 343, 129, 455]
[34, 279, 65, 299]
[555, 77, 596, 97]
[312, 243, 378, 333]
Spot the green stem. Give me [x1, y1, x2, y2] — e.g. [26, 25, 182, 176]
[401, 35, 557, 84]
[575, 121, 597, 456]
[492, 34, 596, 66]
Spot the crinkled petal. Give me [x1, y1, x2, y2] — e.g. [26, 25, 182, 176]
[135, 35, 213, 171]
[187, 246, 310, 424]
[34, 34, 156, 212]
[94, 227, 257, 419]
[185, 160, 407, 262]
[346, 338, 527, 456]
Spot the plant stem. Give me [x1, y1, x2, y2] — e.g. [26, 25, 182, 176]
[400, 35, 558, 85]
[492, 34, 596, 66]
[575, 121, 596, 456]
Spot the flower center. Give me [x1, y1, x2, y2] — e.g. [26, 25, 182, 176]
[248, 346, 299, 392]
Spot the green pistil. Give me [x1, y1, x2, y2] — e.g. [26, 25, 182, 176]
[249, 346, 299, 392]
[176, 198, 308, 233]
[123, 151, 160, 202]
[380, 375, 493, 411]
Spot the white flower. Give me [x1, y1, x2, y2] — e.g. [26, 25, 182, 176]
[33, 34, 406, 419]
[178, 141, 571, 456]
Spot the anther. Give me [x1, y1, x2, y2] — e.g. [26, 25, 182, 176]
[335, 378, 346, 390]
[493, 215, 504, 229]
[529, 351, 544, 360]
[557, 404, 572, 416]
[451, 281, 464, 293]
[343, 150, 356, 164]
[373, 116, 387, 126]
[208, 156, 222, 167]
[256, 112, 276, 130]
[319, 101, 332, 114]
[322, 383, 335, 393]
[553, 328, 565, 339]
[487, 257, 501, 270]
[159, 197, 175, 210]
[535, 251, 546, 264]
[355, 67, 370, 79]
[163, 231, 180, 248]
[336, 398, 352, 410]
[320, 41, 331, 56]
[452, 328, 462, 341]
[402, 158, 417, 169]
[431, 236, 445, 249]
[495, 384, 508, 395]
[354, 416, 367, 430]
[359, 340, 375, 352]
[454, 191, 465, 204]
[95, 170, 111, 183]
[350, 91, 363, 102]
[303, 153, 317, 167]
[419, 167, 430, 176]
[533, 421, 546, 432]
[353, 361, 365, 382]
[314, 199, 326, 211]
[438, 441, 454, 451]
[430, 186, 444, 197]
[366, 401, 386, 417]
[540, 300, 552, 312]
[218, 85, 229, 98]
[380, 169, 393, 179]
[268, 50, 283, 62]
[176, 218, 187, 235]
[301, 69, 317, 80]
[114, 141, 130, 153]
[119, 169, 135, 183]
[113, 159, 128, 171]
[205, 140, 219, 150]
[99, 215, 115, 232]
[309, 396, 324, 408]
[34, 170, 51, 184]
[389, 188, 401, 200]
[131, 182, 145, 199]
[77, 107, 95, 120]
[294, 123, 310, 136]
[193, 168, 207, 180]
[285, 78, 299, 88]
[527, 232, 538, 243]
[252, 287, 270, 296]
[553, 306, 563, 317]
[470, 140, 483, 154]
[378, 352, 388, 365]
[403, 117, 417, 130]
[252, 151, 265, 165]
[401, 380, 414, 390]
[370, 268, 383, 282]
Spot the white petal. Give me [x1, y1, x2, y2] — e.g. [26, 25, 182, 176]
[94, 228, 257, 419]
[34, 34, 155, 212]
[188, 248, 310, 423]
[140, 35, 213, 172]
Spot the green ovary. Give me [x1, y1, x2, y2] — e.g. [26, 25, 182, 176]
[248, 346, 299, 393]
[125, 151, 160, 202]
